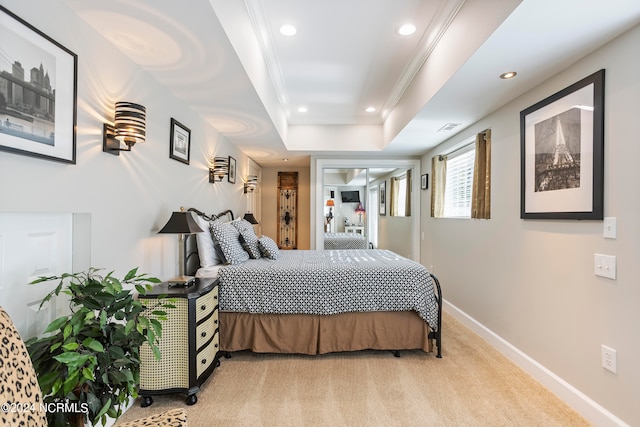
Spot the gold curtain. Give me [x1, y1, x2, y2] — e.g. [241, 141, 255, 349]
[405, 169, 412, 216]
[471, 129, 491, 219]
[389, 176, 398, 216]
[430, 155, 447, 217]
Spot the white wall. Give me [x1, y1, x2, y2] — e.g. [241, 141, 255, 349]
[0, 1, 253, 290]
[421, 24, 640, 426]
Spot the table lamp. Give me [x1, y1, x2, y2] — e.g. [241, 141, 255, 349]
[355, 202, 365, 226]
[158, 208, 203, 286]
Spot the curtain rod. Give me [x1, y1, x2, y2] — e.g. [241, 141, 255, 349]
[439, 130, 488, 159]
[440, 140, 474, 159]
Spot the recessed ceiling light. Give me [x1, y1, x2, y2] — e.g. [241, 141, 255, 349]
[279, 24, 297, 36]
[397, 24, 416, 36]
[297, 106, 308, 113]
[500, 71, 517, 79]
[365, 106, 376, 113]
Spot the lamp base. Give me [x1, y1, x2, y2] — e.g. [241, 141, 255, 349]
[167, 275, 196, 287]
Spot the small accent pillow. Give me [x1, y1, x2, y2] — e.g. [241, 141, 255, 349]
[193, 213, 221, 268]
[210, 221, 250, 265]
[231, 219, 261, 259]
[258, 236, 280, 260]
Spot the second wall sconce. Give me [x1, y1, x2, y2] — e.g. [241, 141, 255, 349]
[244, 175, 258, 193]
[209, 156, 229, 183]
[103, 101, 146, 156]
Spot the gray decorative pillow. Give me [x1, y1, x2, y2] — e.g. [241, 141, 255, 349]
[232, 219, 261, 259]
[210, 221, 250, 265]
[258, 236, 280, 260]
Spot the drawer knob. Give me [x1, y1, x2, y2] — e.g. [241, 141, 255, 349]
[214, 319, 218, 324]
[201, 359, 207, 365]
[200, 305, 207, 311]
[201, 332, 207, 338]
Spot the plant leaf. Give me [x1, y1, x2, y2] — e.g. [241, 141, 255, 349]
[44, 316, 69, 333]
[82, 338, 104, 353]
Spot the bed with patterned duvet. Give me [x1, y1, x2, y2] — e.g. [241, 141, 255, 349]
[185, 208, 442, 357]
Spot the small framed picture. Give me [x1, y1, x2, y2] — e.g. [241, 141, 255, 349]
[228, 156, 236, 183]
[421, 173, 429, 190]
[379, 181, 386, 216]
[169, 118, 190, 165]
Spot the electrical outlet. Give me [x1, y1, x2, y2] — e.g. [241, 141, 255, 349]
[602, 345, 617, 373]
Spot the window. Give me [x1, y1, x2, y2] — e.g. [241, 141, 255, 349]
[443, 146, 475, 218]
[431, 129, 491, 219]
[390, 169, 411, 217]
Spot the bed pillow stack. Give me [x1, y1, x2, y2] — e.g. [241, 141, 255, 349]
[232, 218, 261, 259]
[258, 236, 280, 260]
[210, 221, 251, 265]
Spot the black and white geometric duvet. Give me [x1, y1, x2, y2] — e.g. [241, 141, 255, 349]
[218, 249, 439, 331]
[323, 232, 369, 250]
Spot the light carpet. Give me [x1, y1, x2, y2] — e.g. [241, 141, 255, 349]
[116, 312, 590, 426]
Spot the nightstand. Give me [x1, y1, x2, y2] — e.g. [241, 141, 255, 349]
[137, 277, 220, 406]
[345, 225, 364, 234]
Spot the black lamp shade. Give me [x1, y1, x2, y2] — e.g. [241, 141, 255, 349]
[243, 213, 259, 224]
[158, 211, 204, 234]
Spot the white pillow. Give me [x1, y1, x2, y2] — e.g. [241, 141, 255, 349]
[193, 213, 221, 268]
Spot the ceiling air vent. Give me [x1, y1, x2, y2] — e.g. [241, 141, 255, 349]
[438, 123, 461, 132]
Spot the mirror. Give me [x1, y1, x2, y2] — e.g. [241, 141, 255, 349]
[320, 167, 414, 258]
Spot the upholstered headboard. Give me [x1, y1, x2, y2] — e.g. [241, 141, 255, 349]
[184, 208, 234, 277]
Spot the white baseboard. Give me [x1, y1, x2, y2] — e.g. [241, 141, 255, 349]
[443, 300, 629, 427]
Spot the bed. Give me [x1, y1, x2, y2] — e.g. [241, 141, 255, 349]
[185, 208, 442, 358]
[323, 232, 369, 249]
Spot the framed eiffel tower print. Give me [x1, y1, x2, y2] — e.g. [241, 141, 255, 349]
[520, 69, 604, 220]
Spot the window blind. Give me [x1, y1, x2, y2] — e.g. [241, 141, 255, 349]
[443, 147, 475, 218]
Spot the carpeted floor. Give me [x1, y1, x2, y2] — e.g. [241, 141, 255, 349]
[116, 312, 591, 426]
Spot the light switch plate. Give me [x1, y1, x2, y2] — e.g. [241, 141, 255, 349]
[603, 217, 616, 239]
[594, 254, 616, 279]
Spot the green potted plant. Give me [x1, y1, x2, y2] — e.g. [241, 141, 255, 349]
[26, 267, 173, 427]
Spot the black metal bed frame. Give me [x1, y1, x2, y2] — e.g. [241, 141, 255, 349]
[183, 208, 442, 358]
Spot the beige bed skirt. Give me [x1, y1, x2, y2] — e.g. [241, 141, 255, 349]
[219, 311, 433, 355]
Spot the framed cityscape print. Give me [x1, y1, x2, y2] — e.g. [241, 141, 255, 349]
[169, 118, 190, 165]
[0, 6, 78, 164]
[520, 69, 604, 220]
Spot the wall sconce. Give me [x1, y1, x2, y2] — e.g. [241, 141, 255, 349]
[244, 175, 258, 193]
[103, 102, 146, 156]
[243, 174, 259, 224]
[209, 157, 229, 183]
